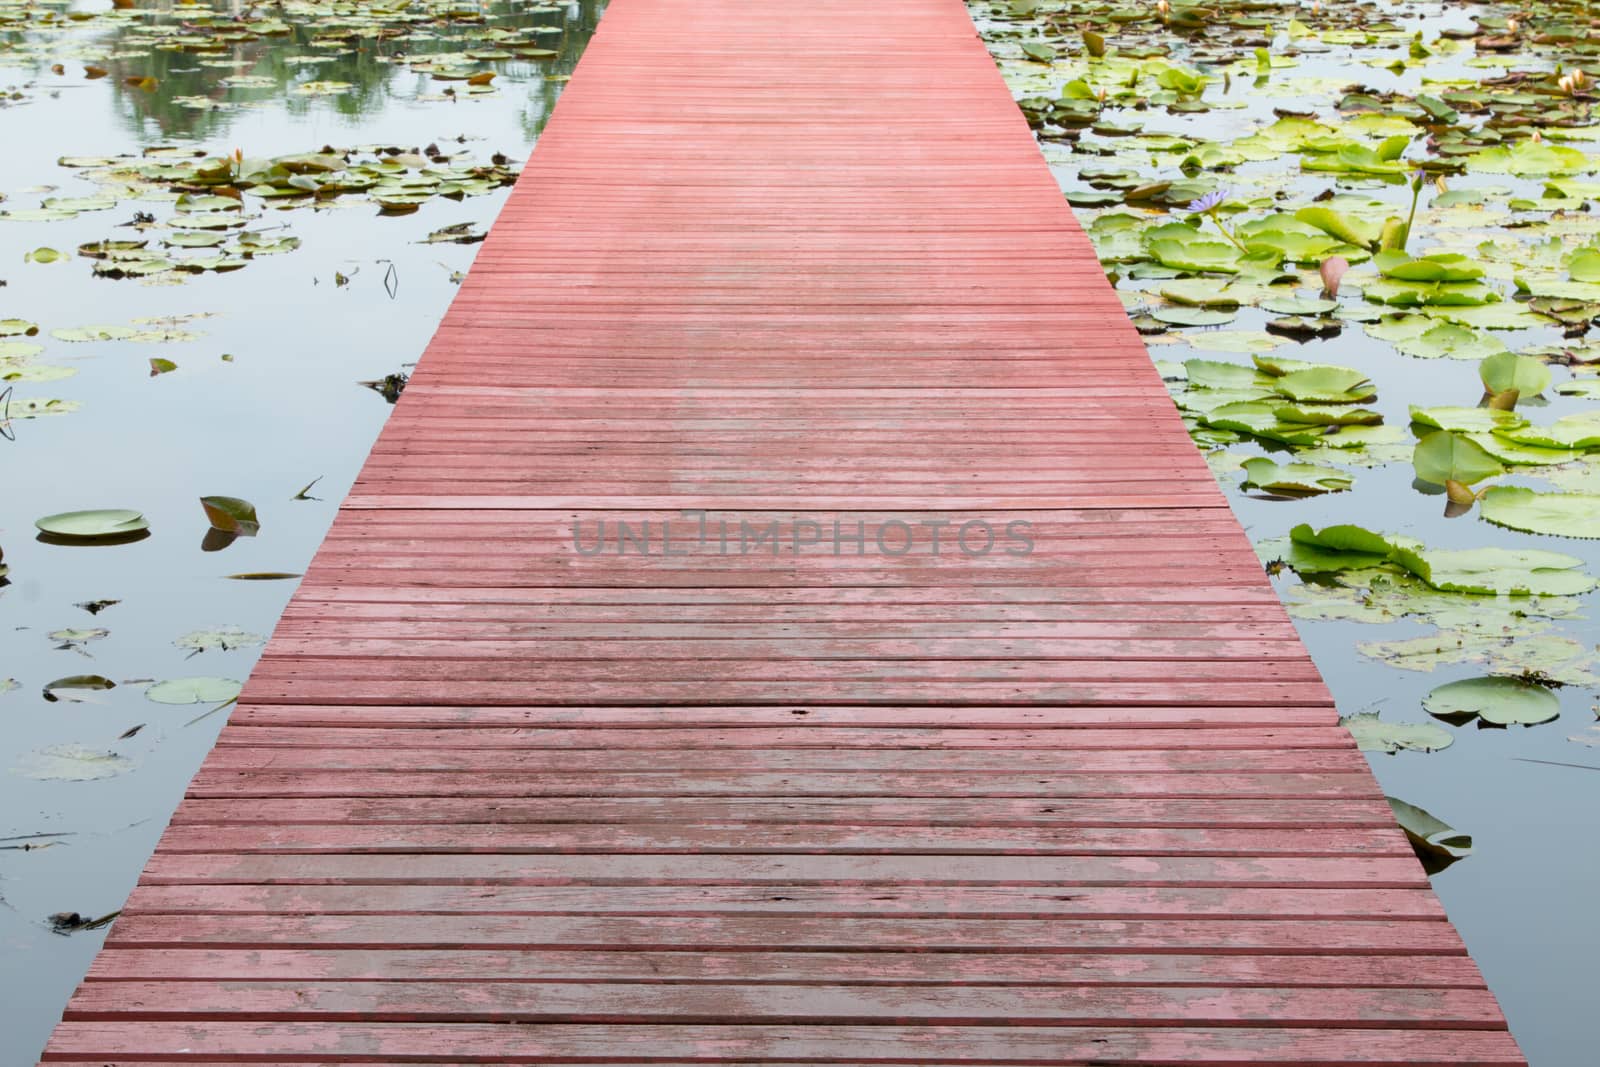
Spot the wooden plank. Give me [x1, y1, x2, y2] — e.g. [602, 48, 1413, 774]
[60, 981, 1509, 1028]
[39, 1023, 1526, 1064]
[83, 949, 1487, 987]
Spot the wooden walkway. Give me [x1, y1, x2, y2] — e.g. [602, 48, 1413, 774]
[42, 0, 1524, 1063]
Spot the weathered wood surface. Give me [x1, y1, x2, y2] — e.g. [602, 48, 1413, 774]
[41, 0, 1523, 1062]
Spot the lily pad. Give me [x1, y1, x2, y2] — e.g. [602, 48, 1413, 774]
[1342, 712, 1453, 754]
[174, 627, 266, 654]
[35, 510, 149, 541]
[1152, 307, 1237, 327]
[1391, 545, 1596, 597]
[1423, 676, 1560, 727]
[145, 677, 244, 706]
[14, 745, 135, 782]
[1241, 458, 1353, 495]
[1480, 487, 1600, 539]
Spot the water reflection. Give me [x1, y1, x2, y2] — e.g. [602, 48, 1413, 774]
[8, 0, 602, 142]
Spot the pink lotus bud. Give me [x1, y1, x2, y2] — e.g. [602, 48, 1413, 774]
[1320, 255, 1350, 297]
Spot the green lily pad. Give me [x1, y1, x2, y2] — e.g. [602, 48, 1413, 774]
[1273, 367, 1376, 403]
[174, 626, 266, 653]
[1241, 458, 1353, 495]
[1478, 352, 1552, 399]
[1182, 359, 1271, 390]
[1480, 487, 1600, 539]
[1423, 676, 1560, 727]
[1409, 406, 1525, 434]
[1374, 251, 1485, 283]
[35, 509, 149, 541]
[1462, 433, 1576, 467]
[1260, 295, 1339, 316]
[50, 326, 136, 343]
[1493, 412, 1600, 451]
[1342, 712, 1453, 754]
[1413, 431, 1505, 487]
[1394, 324, 1508, 361]
[1391, 545, 1596, 596]
[1152, 307, 1237, 327]
[14, 745, 135, 782]
[1467, 140, 1595, 178]
[145, 677, 244, 705]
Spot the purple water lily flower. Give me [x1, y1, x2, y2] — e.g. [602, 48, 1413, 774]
[1186, 188, 1229, 213]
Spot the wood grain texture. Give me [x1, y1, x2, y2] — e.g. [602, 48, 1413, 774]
[39, 0, 1523, 1062]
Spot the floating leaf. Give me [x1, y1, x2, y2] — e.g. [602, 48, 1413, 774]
[15, 745, 135, 781]
[50, 326, 136, 343]
[35, 510, 149, 541]
[174, 627, 266, 654]
[1391, 545, 1596, 597]
[1466, 140, 1594, 178]
[200, 496, 260, 536]
[42, 675, 116, 703]
[1272, 367, 1375, 403]
[1480, 487, 1600, 540]
[1342, 712, 1453, 754]
[48, 628, 108, 645]
[145, 677, 243, 706]
[1152, 307, 1236, 327]
[1241, 458, 1353, 495]
[1410, 407, 1525, 434]
[1394, 324, 1507, 362]
[1493, 412, 1600, 451]
[1423, 677, 1560, 727]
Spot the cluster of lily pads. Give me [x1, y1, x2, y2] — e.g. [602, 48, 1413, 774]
[2, 143, 516, 282]
[976, 0, 1600, 862]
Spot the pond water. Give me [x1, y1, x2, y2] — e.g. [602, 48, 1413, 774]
[1, 0, 1596, 1065]
[0, 2, 601, 1062]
